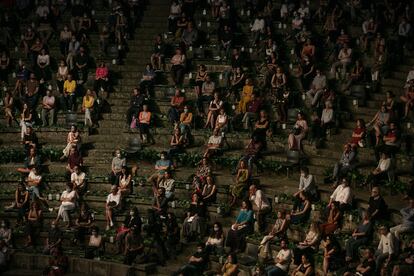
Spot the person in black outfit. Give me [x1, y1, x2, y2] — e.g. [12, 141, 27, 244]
[367, 187, 388, 221]
[152, 187, 169, 217]
[116, 207, 142, 254]
[22, 126, 38, 155]
[123, 225, 144, 265]
[174, 243, 209, 276]
[164, 212, 180, 258]
[126, 87, 145, 127]
[73, 202, 93, 247]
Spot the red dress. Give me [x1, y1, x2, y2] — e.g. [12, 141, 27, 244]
[350, 127, 366, 145]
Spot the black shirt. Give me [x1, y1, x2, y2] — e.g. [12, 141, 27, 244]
[360, 258, 375, 276]
[130, 94, 145, 108]
[368, 196, 388, 221]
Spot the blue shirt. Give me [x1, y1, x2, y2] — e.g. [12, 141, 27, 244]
[236, 209, 254, 224]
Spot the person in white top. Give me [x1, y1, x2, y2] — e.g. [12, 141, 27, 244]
[294, 167, 317, 201]
[398, 17, 411, 51]
[329, 178, 352, 211]
[331, 44, 352, 74]
[251, 14, 265, 44]
[204, 128, 223, 158]
[71, 165, 86, 195]
[249, 184, 270, 233]
[105, 186, 121, 230]
[158, 170, 175, 200]
[404, 68, 414, 88]
[365, 152, 391, 188]
[266, 239, 292, 274]
[55, 183, 78, 228]
[375, 226, 398, 273]
[321, 101, 335, 136]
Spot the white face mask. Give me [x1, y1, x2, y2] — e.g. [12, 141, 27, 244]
[66, 188, 71, 192]
[214, 227, 219, 231]
[116, 153, 121, 158]
[1, 224, 5, 227]
[160, 155, 165, 160]
[130, 211, 134, 216]
[301, 173, 305, 177]
[184, 108, 188, 113]
[197, 249, 203, 253]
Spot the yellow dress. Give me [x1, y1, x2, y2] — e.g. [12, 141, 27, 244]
[237, 84, 254, 113]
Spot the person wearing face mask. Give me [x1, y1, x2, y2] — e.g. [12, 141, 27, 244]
[205, 222, 224, 255]
[148, 151, 173, 187]
[43, 221, 63, 255]
[55, 182, 78, 228]
[116, 207, 142, 254]
[110, 149, 126, 185]
[174, 243, 208, 276]
[179, 105, 193, 140]
[105, 186, 121, 230]
[85, 227, 103, 259]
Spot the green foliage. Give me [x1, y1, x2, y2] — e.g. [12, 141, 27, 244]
[0, 147, 62, 163]
[384, 179, 407, 194]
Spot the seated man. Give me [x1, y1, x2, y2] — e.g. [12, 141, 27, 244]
[148, 151, 173, 187]
[41, 89, 56, 127]
[17, 147, 41, 174]
[126, 88, 144, 127]
[330, 44, 352, 74]
[390, 199, 414, 240]
[174, 243, 208, 276]
[242, 135, 264, 171]
[375, 225, 398, 273]
[374, 122, 401, 161]
[110, 149, 126, 185]
[22, 126, 38, 155]
[265, 239, 292, 276]
[242, 93, 262, 130]
[158, 170, 175, 200]
[365, 152, 392, 188]
[328, 178, 352, 211]
[249, 184, 271, 233]
[71, 165, 87, 196]
[203, 128, 223, 158]
[306, 69, 326, 107]
[43, 220, 63, 255]
[332, 143, 357, 184]
[152, 187, 169, 217]
[344, 248, 375, 276]
[123, 225, 144, 265]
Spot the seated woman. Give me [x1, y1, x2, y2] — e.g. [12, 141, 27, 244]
[349, 119, 366, 148]
[288, 112, 308, 152]
[36, 48, 51, 80]
[168, 127, 185, 157]
[205, 222, 224, 255]
[322, 235, 343, 276]
[204, 92, 223, 129]
[25, 201, 43, 247]
[194, 64, 208, 98]
[221, 253, 239, 276]
[345, 211, 373, 262]
[26, 167, 48, 207]
[94, 62, 109, 96]
[105, 186, 122, 230]
[118, 166, 132, 196]
[3, 91, 17, 127]
[237, 79, 254, 114]
[66, 147, 83, 178]
[229, 67, 245, 101]
[400, 84, 414, 119]
[116, 207, 141, 254]
[74, 202, 93, 246]
[229, 160, 250, 207]
[22, 126, 38, 155]
[17, 147, 41, 174]
[258, 210, 289, 260]
[320, 101, 335, 137]
[225, 200, 254, 252]
[0, 220, 12, 248]
[293, 222, 320, 265]
[292, 254, 314, 276]
[85, 227, 103, 259]
[252, 110, 270, 148]
[179, 106, 193, 140]
[82, 89, 95, 128]
[242, 135, 264, 172]
[20, 103, 33, 141]
[195, 158, 212, 181]
[5, 183, 29, 225]
[367, 104, 390, 146]
[201, 175, 217, 205]
[61, 125, 81, 160]
[170, 48, 186, 86]
[290, 191, 311, 225]
[182, 193, 207, 242]
[320, 201, 342, 236]
[138, 104, 154, 144]
[364, 152, 391, 188]
[215, 108, 228, 133]
[55, 183, 78, 228]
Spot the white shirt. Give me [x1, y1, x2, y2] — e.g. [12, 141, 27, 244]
[405, 70, 414, 83]
[28, 171, 42, 182]
[377, 158, 391, 172]
[106, 192, 121, 205]
[299, 174, 315, 192]
[377, 232, 396, 255]
[208, 135, 222, 146]
[311, 74, 326, 91]
[275, 248, 292, 271]
[60, 190, 77, 206]
[321, 109, 334, 124]
[36, 5, 49, 17]
[71, 172, 86, 186]
[251, 18, 265, 32]
[330, 184, 352, 204]
[159, 178, 175, 194]
[249, 190, 270, 210]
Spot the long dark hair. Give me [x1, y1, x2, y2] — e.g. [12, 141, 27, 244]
[210, 222, 223, 239]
